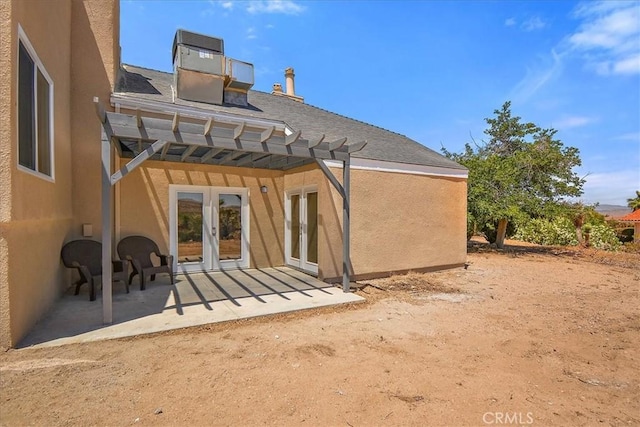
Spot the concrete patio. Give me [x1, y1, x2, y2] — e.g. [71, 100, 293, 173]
[19, 267, 364, 349]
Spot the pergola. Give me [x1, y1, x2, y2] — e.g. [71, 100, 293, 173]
[94, 98, 366, 324]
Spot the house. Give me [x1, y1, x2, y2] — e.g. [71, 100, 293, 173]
[619, 209, 640, 242]
[0, 0, 467, 349]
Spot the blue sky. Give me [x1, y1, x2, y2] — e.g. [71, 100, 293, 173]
[121, 0, 640, 206]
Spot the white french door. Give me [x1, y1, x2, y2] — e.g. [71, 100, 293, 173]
[169, 185, 249, 273]
[285, 187, 318, 274]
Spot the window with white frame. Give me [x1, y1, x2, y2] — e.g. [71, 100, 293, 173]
[17, 26, 53, 178]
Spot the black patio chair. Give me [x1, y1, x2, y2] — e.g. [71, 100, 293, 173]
[60, 239, 129, 301]
[117, 235, 174, 290]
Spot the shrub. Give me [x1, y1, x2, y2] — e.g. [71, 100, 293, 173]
[514, 217, 578, 246]
[467, 215, 476, 240]
[588, 223, 622, 251]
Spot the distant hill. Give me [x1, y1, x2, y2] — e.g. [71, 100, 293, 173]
[595, 204, 632, 219]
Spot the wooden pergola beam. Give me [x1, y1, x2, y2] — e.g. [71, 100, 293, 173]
[172, 112, 180, 132]
[105, 112, 350, 161]
[160, 142, 171, 160]
[342, 157, 351, 292]
[347, 141, 368, 153]
[233, 122, 246, 140]
[180, 145, 198, 162]
[235, 152, 271, 167]
[260, 126, 275, 143]
[253, 154, 282, 168]
[315, 159, 345, 199]
[112, 140, 167, 184]
[285, 130, 301, 145]
[328, 137, 347, 151]
[309, 134, 324, 148]
[203, 118, 214, 136]
[219, 150, 246, 165]
[200, 147, 224, 163]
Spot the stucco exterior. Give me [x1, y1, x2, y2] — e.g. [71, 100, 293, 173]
[70, 0, 120, 236]
[118, 160, 286, 269]
[284, 165, 467, 281]
[0, 0, 118, 349]
[1, 0, 467, 349]
[349, 169, 467, 278]
[117, 160, 467, 283]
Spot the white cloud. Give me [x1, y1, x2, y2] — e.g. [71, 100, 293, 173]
[504, 16, 546, 31]
[511, 2, 639, 102]
[510, 49, 564, 102]
[613, 132, 640, 142]
[554, 115, 595, 129]
[246, 27, 257, 40]
[522, 16, 546, 32]
[246, 1, 305, 15]
[201, 1, 233, 16]
[581, 169, 640, 205]
[568, 1, 640, 75]
[613, 53, 640, 74]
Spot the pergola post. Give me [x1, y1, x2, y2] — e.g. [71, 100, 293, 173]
[342, 156, 351, 292]
[101, 132, 113, 324]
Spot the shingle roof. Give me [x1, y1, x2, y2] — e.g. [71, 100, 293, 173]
[115, 64, 466, 171]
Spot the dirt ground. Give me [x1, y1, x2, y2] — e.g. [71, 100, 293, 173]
[1, 239, 638, 426]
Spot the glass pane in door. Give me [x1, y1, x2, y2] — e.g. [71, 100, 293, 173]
[177, 192, 203, 263]
[306, 192, 318, 263]
[219, 194, 242, 260]
[291, 194, 300, 259]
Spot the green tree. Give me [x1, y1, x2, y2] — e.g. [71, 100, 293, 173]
[627, 190, 640, 211]
[444, 101, 585, 248]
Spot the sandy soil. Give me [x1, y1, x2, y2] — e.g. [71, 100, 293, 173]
[1, 239, 638, 426]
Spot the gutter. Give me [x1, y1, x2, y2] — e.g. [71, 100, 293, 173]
[110, 93, 289, 132]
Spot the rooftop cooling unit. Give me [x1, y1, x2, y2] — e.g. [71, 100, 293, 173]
[172, 29, 255, 106]
[173, 30, 225, 105]
[226, 58, 254, 91]
[173, 29, 224, 59]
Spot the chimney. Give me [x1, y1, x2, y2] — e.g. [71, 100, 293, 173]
[273, 67, 303, 102]
[285, 67, 295, 96]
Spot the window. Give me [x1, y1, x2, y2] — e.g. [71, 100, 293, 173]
[17, 26, 53, 179]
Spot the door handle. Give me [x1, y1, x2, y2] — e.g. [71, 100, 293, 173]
[212, 226, 217, 236]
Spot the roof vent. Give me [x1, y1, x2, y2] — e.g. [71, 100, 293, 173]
[172, 29, 254, 106]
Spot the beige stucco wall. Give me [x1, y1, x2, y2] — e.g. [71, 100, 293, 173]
[349, 169, 467, 278]
[117, 159, 466, 284]
[70, 0, 120, 239]
[0, 0, 13, 349]
[284, 165, 467, 280]
[118, 160, 285, 269]
[0, 0, 75, 349]
[0, 0, 118, 349]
